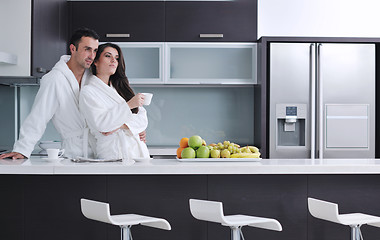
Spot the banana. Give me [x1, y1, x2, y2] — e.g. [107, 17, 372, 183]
[230, 152, 261, 158]
[248, 146, 259, 153]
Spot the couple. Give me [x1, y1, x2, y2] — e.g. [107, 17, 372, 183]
[0, 28, 149, 161]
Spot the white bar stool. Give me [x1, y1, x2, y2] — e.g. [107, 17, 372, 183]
[189, 199, 282, 240]
[80, 198, 171, 240]
[308, 197, 380, 240]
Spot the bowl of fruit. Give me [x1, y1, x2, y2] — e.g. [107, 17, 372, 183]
[176, 135, 261, 162]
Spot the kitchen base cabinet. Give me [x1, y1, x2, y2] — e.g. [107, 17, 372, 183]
[2, 174, 380, 240]
[208, 175, 307, 240]
[0, 175, 24, 240]
[308, 175, 380, 240]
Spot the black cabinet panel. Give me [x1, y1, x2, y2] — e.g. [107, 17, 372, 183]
[208, 175, 308, 240]
[0, 175, 24, 240]
[165, 0, 257, 42]
[107, 175, 208, 240]
[308, 175, 380, 240]
[23, 175, 107, 240]
[32, 0, 68, 77]
[69, 1, 165, 42]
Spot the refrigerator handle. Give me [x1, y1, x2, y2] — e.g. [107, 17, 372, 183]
[317, 43, 323, 159]
[310, 44, 316, 159]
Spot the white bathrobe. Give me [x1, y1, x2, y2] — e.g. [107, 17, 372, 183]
[13, 55, 94, 158]
[79, 75, 150, 160]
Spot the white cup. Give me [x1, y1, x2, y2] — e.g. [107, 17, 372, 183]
[46, 148, 65, 159]
[142, 93, 153, 106]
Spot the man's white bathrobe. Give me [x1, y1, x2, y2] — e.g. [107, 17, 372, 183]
[13, 55, 94, 158]
[79, 75, 150, 160]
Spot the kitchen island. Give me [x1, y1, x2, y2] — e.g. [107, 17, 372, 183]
[2, 157, 380, 240]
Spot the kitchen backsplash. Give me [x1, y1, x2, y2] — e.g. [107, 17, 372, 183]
[0, 85, 254, 151]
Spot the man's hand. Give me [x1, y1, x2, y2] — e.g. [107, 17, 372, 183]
[101, 124, 129, 136]
[139, 131, 146, 143]
[0, 152, 26, 160]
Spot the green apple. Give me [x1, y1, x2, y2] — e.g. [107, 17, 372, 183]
[181, 147, 196, 158]
[196, 146, 210, 158]
[188, 135, 203, 149]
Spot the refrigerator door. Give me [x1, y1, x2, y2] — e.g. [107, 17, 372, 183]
[269, 43, 314, 158]
[319, 43, 375, 158]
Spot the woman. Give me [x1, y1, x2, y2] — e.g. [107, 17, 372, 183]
[79, 43, 150, 160]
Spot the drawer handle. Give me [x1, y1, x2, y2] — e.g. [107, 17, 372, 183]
[106, 33, 131, 38]
[199, 34, 224, 38]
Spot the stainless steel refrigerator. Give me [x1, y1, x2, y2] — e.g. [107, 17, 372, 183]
[269, 43, 375, 158]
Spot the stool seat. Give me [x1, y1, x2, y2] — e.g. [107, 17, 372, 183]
[110, 214, 171, 230]
[222, 214, 282, 230]
[338, 213, 380, 226]
[81, 199, 171, 240]
[189, 199, 282, 240]
[308, 197, 380, 240]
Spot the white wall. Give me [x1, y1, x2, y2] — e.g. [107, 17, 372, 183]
[258, 0, 380, 38]
[0, 0, 31, 76]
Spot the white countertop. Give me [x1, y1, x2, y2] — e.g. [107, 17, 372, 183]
[2, 157, 380, 175]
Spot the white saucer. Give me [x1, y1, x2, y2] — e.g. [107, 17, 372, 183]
[133, 157, 153, 163]
[42, 157, 64, 162]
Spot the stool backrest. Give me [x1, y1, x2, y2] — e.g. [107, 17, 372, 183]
[81, 198, 113, 224]
[308, 197, 340, 223]
[189, 199, 225, 224]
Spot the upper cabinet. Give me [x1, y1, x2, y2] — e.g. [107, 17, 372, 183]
[165, 0, 257, 42]
[32, 0, 68, 77]
[69, 1, 165, 42]
[68, 0, 257, 42]
[166, 43, 257, 84]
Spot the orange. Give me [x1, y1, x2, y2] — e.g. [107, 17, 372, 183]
[179, 137, 189, 148]
[177, 147, 185, 159]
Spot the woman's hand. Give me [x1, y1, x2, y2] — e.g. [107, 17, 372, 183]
[139, 130, 146, 143]
[127, 93, 145, 109]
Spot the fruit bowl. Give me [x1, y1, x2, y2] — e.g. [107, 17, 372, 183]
[176, 157, 261, 162]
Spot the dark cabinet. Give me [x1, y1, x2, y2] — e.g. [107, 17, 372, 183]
[69, 1, 165, 42]
[165, 0, 257, 42]
[32, 0, 68, 77]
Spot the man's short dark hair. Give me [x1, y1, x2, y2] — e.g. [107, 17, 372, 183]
[69, 27, 99, 50]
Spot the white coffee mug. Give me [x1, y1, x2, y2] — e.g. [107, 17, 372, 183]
[142, 93, 153, 106]
[46, 148, 65, 159]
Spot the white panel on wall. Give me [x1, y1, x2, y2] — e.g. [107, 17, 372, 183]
[258, 0, 380, 38]
[0, 0, 31, 76]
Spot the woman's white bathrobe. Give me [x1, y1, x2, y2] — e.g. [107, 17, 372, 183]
[13, 55, 94, 158]
[79, 75, 150, 160]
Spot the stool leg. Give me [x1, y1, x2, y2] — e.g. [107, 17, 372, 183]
[121, 226, 133, 240]
[230, 227, 240, 240]
[350, 225, 360, 240]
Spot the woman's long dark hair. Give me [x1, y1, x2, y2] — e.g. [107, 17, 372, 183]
[92, 43, 138, 114]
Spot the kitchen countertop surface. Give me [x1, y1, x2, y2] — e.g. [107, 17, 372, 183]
[2, 157, 380, 175]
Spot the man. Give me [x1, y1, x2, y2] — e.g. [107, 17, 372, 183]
[1, 28, 147, 160]
[0, 28, 100, 159]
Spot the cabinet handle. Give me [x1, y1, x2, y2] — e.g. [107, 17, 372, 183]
[37, 67, 48, 73]
[106, 34, 130, 38]
[199, 34, 224, 38]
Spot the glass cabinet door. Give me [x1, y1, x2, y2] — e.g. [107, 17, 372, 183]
[116, 42, 164, 84]
[165, 43, 257, 84]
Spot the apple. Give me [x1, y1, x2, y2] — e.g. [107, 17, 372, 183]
[221, 149, 231, 158]
[196, 146, 210, 158]
[181, 147, 196, 158]
[210, 149, 220, 158]
[188, 135, 203, 149]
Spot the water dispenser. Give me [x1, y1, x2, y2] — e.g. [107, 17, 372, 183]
[276, 104, 307, 147]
